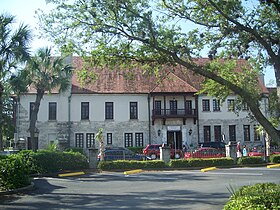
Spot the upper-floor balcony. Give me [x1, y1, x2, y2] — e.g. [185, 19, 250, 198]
[152, 108, 197, 119]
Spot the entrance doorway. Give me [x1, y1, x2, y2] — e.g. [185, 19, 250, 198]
[167, 131, 182, 150]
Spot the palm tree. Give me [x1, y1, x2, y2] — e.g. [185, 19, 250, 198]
[0, 13, 31, 150]
[24, 47, 72, 152]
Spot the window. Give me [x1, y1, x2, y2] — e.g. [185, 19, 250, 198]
[130, 102, 138, 119]
[185, 100, 192, 114]
[243, 125, 250, 142]
[214, 125, 222, 142]
[86, 133, 95, 148]
[107, 133, 113, 145]
[29, 102, 35, 120]
[48, 102, 57, 120]
[202, 99, 210, 111]
[227, 99, 235, 111]
[75, 133, 84, 148]
[229, 125, 236, 141]
[170, 100, 177, 115]
[254, 126, 260, 142]
[203, 126, 211, 142]
[135, 133, 144, 147]
[124, 133, 133, 147]
[105, 102, 113, 119]
[154, 100, 162, 115]
[81, 102, 89, 120]
[213, 99, 220, 112]
[242, 102, 249, 111]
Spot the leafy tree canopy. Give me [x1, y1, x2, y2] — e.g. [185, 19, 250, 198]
[37, 0, 280, 140]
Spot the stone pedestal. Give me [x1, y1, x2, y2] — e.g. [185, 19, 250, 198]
[160, 144, 171, 164]
[226, 141, 237, 161]
[88, 148, 99, 169]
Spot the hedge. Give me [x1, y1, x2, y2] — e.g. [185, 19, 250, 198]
[224, 183, 280, 210]
[169, 158, 234, 168]
[237, 156, 265, 165]
[270, 154, 280, 163]
[98, 160, 167, 170]
[0, 154, 31, 190]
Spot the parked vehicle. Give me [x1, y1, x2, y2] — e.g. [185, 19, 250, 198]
[0, 150, 19, 156]
[143, 144, 182, 159]
[185, 147, 226, 159]
[248, 148, 280, 157]
[98, 147, 145, 161]
[199, 141, 226, 149]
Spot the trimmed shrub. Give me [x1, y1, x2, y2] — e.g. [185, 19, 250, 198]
[97, 160, 167, 170]
[64, 147, 86, 156]
[224, 183, 280, 210]
[0, 155, 31, 190]
[30, 150, 88, 174]
[169, 158, 234, 168]
[270, 154, 280, 163]
[237, 156, 264, 165]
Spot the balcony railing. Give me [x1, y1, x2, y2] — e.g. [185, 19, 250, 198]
[152, 109, 197, 118]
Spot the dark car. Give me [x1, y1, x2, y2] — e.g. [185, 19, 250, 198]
[199, 141, 226, 149]
[185, 147, 226, 159]
[98, 147, 145, 161]
[143, 144, 182, 159]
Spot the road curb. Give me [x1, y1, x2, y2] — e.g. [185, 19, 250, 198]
[201, 167, 217, 172]
[267, 164, 280, 168]
[58, 171, 85, 177]
[124, 169, 143, 175]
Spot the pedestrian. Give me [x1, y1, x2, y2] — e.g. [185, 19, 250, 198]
[243, 145, 248, 156]
[237, 141, 242, 158]
[182, 145, 187, 158]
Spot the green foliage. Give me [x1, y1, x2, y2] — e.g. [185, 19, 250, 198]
[97, 160, 167, 170]
[29, 150, 88, 174]
[0, 155, 31, 190]
[270, 154, 280, 163]
[169, 158, 234, 168]
[65, 147, 86, 155]
[237, 156, 265, 165]
[224, 183, 280, 210]
[127, 146, 144, 154]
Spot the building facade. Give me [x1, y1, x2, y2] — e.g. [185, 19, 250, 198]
[14, 57, 269, 151]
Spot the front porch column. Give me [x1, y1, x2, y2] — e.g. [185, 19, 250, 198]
[182, 127, 187, 146]
[162, 128, 167, 144]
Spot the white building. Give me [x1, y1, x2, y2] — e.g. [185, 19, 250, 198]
[14, 57, 269, 151]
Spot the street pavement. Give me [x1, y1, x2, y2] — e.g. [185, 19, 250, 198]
[0, 167, 279, 210]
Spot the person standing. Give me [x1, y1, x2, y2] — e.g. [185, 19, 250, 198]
[243, 145, 248, 157]
[237, 141, 242, 158]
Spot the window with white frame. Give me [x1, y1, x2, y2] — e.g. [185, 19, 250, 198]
[213, 99, 220, 112]
[227, 99, 235, 111]
[243, 125, 250, 142]
[107, 133, 113, 145]
[75, 133, 84, 148]
[214, 125, 222, 142]
[86, 133, 95, 148]
[48, 102, 57, 120]
[135, 133, 144, 147]
[81, 102, 89, 120]
[105, 102, 114, 119]
[254, 125, 261, 141]
[124, 133, 133, 147]
[202, 99, 210, 111]
[130, 102, 138, 119]
[29, 102, 35, 120]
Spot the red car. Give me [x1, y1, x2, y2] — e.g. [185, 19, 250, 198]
[248, 149, 280, 157]
[185, 147, 225, 159]
[143, 144, 182, 159]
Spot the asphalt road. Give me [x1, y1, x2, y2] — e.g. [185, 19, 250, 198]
[0, 167, 279, 210]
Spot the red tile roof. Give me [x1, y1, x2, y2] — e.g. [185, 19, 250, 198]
[26, 56, 268, 95]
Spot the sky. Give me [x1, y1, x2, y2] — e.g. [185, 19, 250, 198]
[0, 0, 276, 86]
